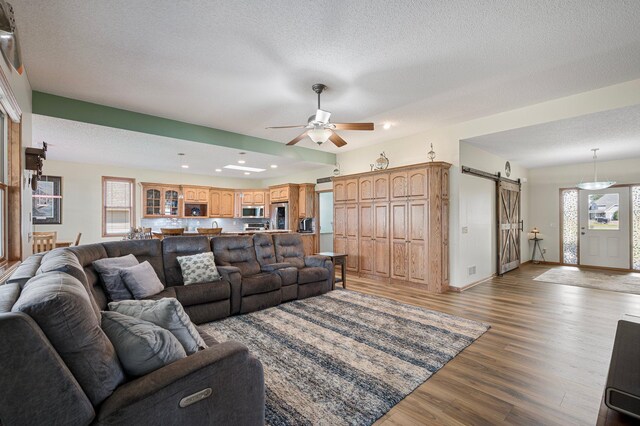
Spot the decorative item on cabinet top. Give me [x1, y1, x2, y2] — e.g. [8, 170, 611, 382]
[375, 152, 389, 170]
[427, 143, 436, 162]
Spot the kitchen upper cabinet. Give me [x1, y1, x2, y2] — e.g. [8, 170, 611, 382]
[242, 192, 254, 205]
[374, 174, 389, 201]
[407, 168, 428, 198]
[298, 184, 315, 218]
[253, 191, 265, 205]
[240, 191, 266, 206]
[269, 185, 291, 203]
[220, 191, 234, 217]
[359, 176, 374, 202]
[142, 184, 180, 218]
[390, 171, 408, 200]
[334, 178, 358, 203]
[183, 186, 209, 203]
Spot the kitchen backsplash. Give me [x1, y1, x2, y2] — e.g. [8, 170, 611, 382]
[140, 217, 270, 232]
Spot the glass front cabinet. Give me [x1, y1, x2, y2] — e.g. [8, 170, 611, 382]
[142, 184, 181, 218]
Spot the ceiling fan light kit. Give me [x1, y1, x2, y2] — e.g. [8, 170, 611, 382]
[576, 148, 616, 190]
[267, 83, 374, 147]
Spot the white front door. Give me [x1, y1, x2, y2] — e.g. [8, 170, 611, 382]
[579, 187, 630, 269]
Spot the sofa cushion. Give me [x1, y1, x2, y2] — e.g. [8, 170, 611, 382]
[102, 311, 186, 377]
[12, 272, 125, 406]
[103, 239, 166, 284]
[298, 266, 329, 285]
[0, 283, 20, 312]
[108, 298, 206, 355]
[161, 236, 211, 286]
[212, 236, 261, 276]
[253, 233, 277, 266]
[241, 272, 281, 297]
[196, 325, 218, 347]
[120, 261, 164, 300]
[70, 243, 110, 310]
[173, 280, 230, 306]
[6, 253, 44, 288]
[93, 254, 139, 301]
[275, 266, 298, 287]
[272, 233, 305, 269]
[177, 252, 221, 285]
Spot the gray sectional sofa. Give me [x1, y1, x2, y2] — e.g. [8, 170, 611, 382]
[0, 233, 334, 425]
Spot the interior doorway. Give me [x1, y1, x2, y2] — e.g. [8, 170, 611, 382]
[578, 187, 630, 269]
[318, 191, 333, 252]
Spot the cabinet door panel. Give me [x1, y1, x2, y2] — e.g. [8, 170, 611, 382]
[334, 237, 346, 256]
[184, 188, 197, 202]
[359, 177, 373, 202]
[441, 168, 449, 199]
[345, 204, 358, 238]
[221, 191, 234, 217]
[334, 204, 347, 238]
[374, 203, 388, 239]
[210, 191, 221, 217]
[346, 238, 359, 272]
[374, 239, 390, 277]
[253, 191, 265, 204]
[408, 241, 427, 283]
[345, 179, 358, 202]
[390, 171, 407, 200]
[391, 241, 408, 280]
[359, 239, 374, 274]
[334, 181, 346, 202]
[409, 201, 427, 242]
[391, 203, 408, 242]
[144, 187, 162, 216]
[408, 169, 428, 198]
[197, 189, 209, 202]
[359, 204, 373, 239]
[374, 174, 389, 200]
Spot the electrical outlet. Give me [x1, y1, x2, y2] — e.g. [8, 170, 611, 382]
[542, 248, 547, 254]
[462, 226, 469, 234]
[468, 266, 476, 276]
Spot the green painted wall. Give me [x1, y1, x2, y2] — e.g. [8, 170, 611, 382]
[32, 91, 335, 165]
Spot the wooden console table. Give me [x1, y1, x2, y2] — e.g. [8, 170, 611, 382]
[317, 252, 347, 290]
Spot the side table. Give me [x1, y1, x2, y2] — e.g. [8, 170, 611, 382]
[316, 252, 348, 290]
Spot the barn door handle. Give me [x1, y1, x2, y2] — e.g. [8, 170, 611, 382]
[519, 220, 524, 231]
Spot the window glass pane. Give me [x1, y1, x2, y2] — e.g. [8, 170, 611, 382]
[105, 180, 132, 207]
[104, 178, 133, 235]
[588, 193, 619, 230]
[106, 208, 131, 234]
[633, 186, 640, 270]
[562, 189, 578, 265]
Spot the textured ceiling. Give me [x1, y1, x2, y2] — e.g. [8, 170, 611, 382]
[462, 104, 640, 168]
[12, 0, 640, 153]
[32, 115, 327, 179]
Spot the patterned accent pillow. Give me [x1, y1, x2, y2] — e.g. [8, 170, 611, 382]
[177, 252, 221, 285]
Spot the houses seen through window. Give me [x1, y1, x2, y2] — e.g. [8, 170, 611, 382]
[588, 193, 620, 230]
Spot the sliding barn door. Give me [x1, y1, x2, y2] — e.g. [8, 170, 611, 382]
[497, 180, 522, 274]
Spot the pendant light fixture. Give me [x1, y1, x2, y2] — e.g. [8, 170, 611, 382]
[576, 148, 615, 190]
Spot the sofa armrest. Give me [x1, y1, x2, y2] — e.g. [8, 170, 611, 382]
[96, 341, 264, 426]
[216, 266, 242, 314]
[304, 255, 331, 268]
[261, 262, 292, 272]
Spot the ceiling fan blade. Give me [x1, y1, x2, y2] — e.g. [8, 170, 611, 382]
[286, 131, 309, 146]
[332, 122, 374, 131]
[266, 125, 308, 129]
[328, 131, 347, 148]
[315, 109, 331, 123]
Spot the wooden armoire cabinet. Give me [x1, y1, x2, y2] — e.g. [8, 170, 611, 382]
[333, 162, 450, 293]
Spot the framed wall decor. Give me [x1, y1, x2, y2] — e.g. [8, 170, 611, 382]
[32, 175, 62, 224]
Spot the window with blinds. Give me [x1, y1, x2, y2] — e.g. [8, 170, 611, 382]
[102, 177, 135, 237]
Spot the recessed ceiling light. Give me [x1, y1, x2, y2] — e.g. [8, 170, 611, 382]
[181, 164, 189, 169]
[238, 160, 246, 164]
[244, 172, 251, 175]
[223, 165, 266, 172]
[383, 123, 391, 130]
[270, 165, 278, 169]
[215, 168, 222, 172]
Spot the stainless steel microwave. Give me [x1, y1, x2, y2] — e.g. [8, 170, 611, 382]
[241, 206, 264, 218]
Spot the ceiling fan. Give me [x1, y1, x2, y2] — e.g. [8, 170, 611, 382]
[266, 83, 374, 147]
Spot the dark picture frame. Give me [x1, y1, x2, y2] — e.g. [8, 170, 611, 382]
[32, 175, 62, 225]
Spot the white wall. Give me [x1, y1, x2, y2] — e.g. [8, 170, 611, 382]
[528, 157, 640, 263]
[35, 160, 262, 244]
[459, 142, 529, 285]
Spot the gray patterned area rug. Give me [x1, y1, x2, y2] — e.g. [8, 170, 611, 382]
[201, 289, 490, 425]
[534, 267, 640, 295]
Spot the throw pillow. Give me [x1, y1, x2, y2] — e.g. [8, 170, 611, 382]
[176, 252, 220, 285]
[119, 261, 164, 299]
[101, 311, 186, 377]
[12, 272, 125, 405]
[108, 298, 207, 354]
[93, 254, 139, 301]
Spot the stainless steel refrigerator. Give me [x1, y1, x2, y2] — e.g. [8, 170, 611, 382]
[270, 203, 288, 230]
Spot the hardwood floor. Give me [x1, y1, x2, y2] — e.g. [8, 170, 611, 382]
[341, 263, 640, 425]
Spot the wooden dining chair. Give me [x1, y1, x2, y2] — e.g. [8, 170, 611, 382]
[142, 228, 152, 239]
[161, 228, 185, 237]
[74, 232, 82, 246]
[33, 232, 57, 254]
[196, 227, 223, 236]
